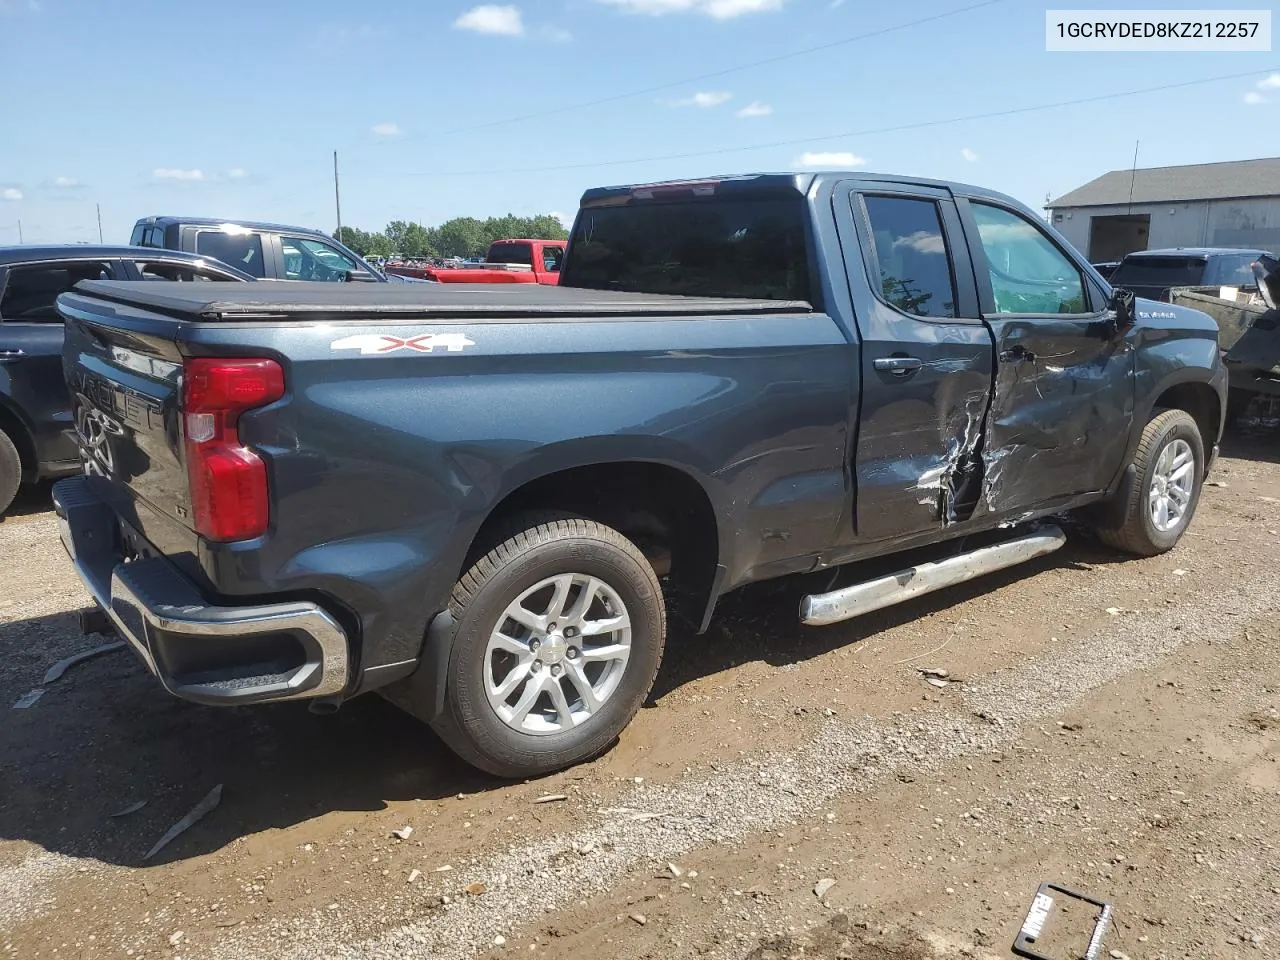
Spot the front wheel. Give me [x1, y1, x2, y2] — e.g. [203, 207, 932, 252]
[0, 429, 22, 518]
[430, 514, 666, 778]
[1095, 409, 1204, 557]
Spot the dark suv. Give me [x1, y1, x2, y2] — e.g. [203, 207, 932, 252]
[130, 216, 389, 283]
[0, 245, 252, 516]
[1109, 247, 1278, 302]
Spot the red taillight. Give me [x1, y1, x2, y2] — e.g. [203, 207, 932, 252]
[182, 358, 285, 542]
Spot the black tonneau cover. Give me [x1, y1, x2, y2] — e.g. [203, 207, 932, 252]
[67, 280, 813, 320]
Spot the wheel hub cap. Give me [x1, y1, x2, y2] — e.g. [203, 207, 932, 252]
[483, 573, 633, 736]
[1148, 437, 1195, 534]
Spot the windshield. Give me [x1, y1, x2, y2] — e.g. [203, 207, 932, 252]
[1206, 253, 1268, 287]
[560, 197, 812, 301]
[1110, 256, 1206, 289]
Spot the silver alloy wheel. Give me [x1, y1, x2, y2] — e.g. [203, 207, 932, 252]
[1148, 437, 1195, 533]
[484, 573, 632, 735]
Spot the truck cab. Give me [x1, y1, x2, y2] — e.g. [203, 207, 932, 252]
[386, 239, 565, 284]
[130, 216, 386, 283]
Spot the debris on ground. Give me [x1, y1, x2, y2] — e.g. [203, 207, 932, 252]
[629, 913, 647, 926]
[407, 869, 421, 884]
[532, 794, 568, 804]
[925, 678, 950, 689]
[919, 667, 949, 679]
[392, 826, 414, 840]
[42, 641, 126, 684]
[11, 688, 43, 710]
[110, 800, 148, 819]
[465, 882, 487, 896]
[144, 784, 223, 861]
[814, 878, 836, 899]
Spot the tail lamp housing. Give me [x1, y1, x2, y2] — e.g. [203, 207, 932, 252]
[182, 358, 285, 541]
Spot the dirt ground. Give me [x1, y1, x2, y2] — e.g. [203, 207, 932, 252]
[2, 425, 1278, 960]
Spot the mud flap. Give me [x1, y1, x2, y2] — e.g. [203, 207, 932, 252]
[378, 609, 455, 723]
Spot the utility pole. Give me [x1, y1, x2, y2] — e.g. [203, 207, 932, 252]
[333, 150, 343, 241]
[1126, 140, 1140, 215]
[96, 203, 104, 243]
[17, 219, 22, 244]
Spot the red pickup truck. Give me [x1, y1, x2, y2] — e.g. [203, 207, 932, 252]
[387, 239, 565, 285]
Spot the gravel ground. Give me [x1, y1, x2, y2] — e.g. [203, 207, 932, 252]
[2, 428, 1278, 960]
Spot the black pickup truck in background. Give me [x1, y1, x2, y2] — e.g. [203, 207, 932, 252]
[54, 172, 1226, 778]
[0, 246, 253, 516]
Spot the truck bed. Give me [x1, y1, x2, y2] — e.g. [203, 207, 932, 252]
[69, 280, 813, 321]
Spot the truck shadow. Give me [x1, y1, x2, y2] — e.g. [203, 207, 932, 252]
[0, 529, 1116, 870]
[0, 479, 56, 520]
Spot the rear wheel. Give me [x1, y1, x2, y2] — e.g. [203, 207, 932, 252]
[1095, 409, 1204, 557]
[0, 430, 21, 518]
[430, 514, 666, 778]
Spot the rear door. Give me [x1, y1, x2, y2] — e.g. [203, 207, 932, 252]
[191, 227, 269, 278]
[957, 197, 1134, 516]
[0, 259, 120, 472]
[834, 181, 994, 542]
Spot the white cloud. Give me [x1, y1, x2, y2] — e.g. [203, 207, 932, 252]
[52, 175, 82, 188]
[794, 151, 866, 168]
[1243, 91, 1267, 106]
[736, 101, 772, 118]
[454, 4, 524, 35]
[960, 147, 979, 162]
[1258, 73, 1280, 90]
[227, 168, 249, 179]
[371, 122, 403, 136]
[596, 0, 783, 18]
[670, 90, 733, 108]
[0, 0, 41, 14]
[550, 211, 574, 228]
[153, 168, 206, 181]
[1, 187, 22, 201]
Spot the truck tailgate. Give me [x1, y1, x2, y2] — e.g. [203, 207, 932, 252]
[58, 294, 200, 568]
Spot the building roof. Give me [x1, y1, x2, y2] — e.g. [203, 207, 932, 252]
[1048, 157, 1280, 209]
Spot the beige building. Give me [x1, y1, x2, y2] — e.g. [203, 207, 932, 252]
[1046, 157, 1280, 262]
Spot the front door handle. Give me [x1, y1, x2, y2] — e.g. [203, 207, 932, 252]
[0, 348, 25, 358]
[873, 356, 923, 375]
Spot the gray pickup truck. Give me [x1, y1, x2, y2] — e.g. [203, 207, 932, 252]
[53, 172, 1226, 778]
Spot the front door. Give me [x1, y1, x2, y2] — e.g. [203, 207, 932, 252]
[835, 183, 994, 543]
[0, 259, 120, 470]
[957, 197, 1134, 518]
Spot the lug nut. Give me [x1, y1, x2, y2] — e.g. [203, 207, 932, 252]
[565, 626, 578, 638]
[551, 664, 562, 677]
[532, 660, 542, 672]
[530, 639, 541, 651]
[567, 647, 579, 660]
[547, 623, 558, 632]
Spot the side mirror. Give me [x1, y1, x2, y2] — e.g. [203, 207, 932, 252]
[344, 268, 379, 283]
[1109, 287, 1137, 336]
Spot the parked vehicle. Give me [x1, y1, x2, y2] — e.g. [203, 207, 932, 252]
[1091, 261, 1120, 281]
[0, 245, 253, 516]
[1108, 247, 1277, 302]
[130, 216, 414, 283]
[54, 172, 1226, 778]
[385, 239, 565, 284]
[1170, 258, 1280, 418]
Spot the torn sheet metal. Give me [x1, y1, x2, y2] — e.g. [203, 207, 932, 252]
[975, 319, 1134, 518]
[144, 784, 223, 861]
[43, 641, 126, 684]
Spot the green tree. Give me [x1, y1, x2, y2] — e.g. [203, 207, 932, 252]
[436, 217, 488, 258]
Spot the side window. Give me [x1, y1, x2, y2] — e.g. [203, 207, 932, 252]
[130, 223, 147, 246]
[0, 262, 111, 322]
[135, 261, 232, 282]
[1207, 254, 1264, 287]
[862, 195, 958, 319]
[146, 227, 166, 248]
[543, 246, 564, 272]
[970, 203, 1088, 314]
[194, 231, 266, 278]
[281, 237, 359, 281]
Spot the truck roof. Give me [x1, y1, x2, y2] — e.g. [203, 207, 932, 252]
[65, 280, 812, 320]
[0, 244, 236, 265]
[134, 215, 334, 237]
[579, 171, 1027, 209]
[1122, 247, 1273, 260]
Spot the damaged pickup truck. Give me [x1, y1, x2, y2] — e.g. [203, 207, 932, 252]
[52, 172, 1226, 778]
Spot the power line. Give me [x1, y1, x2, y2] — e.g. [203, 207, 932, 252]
[405, 66, 1278, 179]
[425, 0, 1008, 139]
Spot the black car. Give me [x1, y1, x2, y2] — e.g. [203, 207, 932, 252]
[0, 246, 253, 515]
[1108, 247, 1278, 302]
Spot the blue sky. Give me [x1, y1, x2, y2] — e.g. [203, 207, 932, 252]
[0, 0, 1277, 245]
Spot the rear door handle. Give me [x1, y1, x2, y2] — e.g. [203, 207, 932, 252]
[873, 356, 923, 375]
[0, 348, 25, 358]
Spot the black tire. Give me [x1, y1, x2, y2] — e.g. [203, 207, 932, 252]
[430, 513, 666, 779]
[1095, 409, 1204, 557]
[0, 429, 21, 518]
